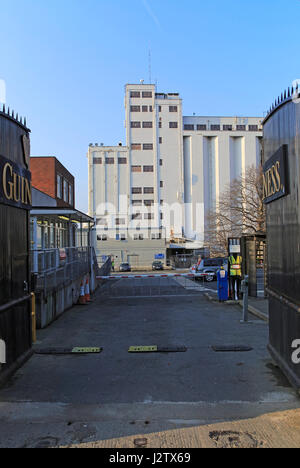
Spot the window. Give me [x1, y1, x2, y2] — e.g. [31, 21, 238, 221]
[132, 200, 142, 206]
[142, 91, 152, 98]
[143, 143, 153, 150]
[143, 121, 153, 128]
[144, 200, 154, 206]
[159, 137, 163, 144]
[149, 106, 153, 112]
[143, 166, 154, 172]
[69, 185, 73, 206]
[63, 180, 68, 202]
[131, 106, 141, 112]
[169, 106, 178, 112]
[106, 158, 114, 164]
[131, 143, 142, 150]
[132, 187, 142, 194]
[120, 234, 126, 241]
[184, 124, 194, 131]
[145, 213, 154, 220]
[169, 122, 178, 128]
[142, 106, 148, 112]
[97, 218, 107, 226]
[158, 106, 162, 112]
[93, 158, 102, 164]
[130, 91, 140, 98]
[160, 181, 164, 188]
[160, 213, 164, 220]
[118, 158, 127, 164]
[236, 125, 246, 131]
[210, 124, 220, 131]
[57, 175, 62, 199]
[97, 235, 108, 241]
[160, 159, 163, 166]
[131, 121, 141, 128]
[144, 187, 154, 194]
[115, 218, 125, 226]
[197, 124, 207, 131]
[223, 125, 233, 131]
[249, 125, 259, 131]
[159, 122, 162, 128]
[132, 166, 142, 173]
[132, 213, 142, 220]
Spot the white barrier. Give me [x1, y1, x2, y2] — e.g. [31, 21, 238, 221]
[96, 273, 212, 280]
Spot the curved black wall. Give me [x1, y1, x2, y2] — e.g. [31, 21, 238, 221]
[263, 92, 300, 388]
[0, 110, 32, 372]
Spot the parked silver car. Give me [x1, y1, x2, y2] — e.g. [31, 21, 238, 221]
[191, 258, 228, 282]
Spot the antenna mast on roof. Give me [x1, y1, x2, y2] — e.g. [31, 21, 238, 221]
[149, 49, 152, 84]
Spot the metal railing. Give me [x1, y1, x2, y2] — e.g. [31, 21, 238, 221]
[31, 247, 91, 293]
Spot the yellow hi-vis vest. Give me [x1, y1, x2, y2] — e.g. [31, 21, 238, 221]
[229, 255, 242, 277]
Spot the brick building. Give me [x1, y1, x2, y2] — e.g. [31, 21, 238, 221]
[30, 156, 75, 208]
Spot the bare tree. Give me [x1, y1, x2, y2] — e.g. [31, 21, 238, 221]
[205, 166, 266, 257]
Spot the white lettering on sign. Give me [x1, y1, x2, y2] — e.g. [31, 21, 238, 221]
[291, 339, 300, 364]
[0, 339, 6, 364]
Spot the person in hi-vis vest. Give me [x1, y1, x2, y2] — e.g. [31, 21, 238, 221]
[228, 254, 243, 300]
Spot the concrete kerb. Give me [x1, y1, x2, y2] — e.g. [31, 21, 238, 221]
[204, 292, 268, 322]
[238, 300, 269, 323]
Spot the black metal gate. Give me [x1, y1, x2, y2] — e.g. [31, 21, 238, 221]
[0, 108, 32, 374]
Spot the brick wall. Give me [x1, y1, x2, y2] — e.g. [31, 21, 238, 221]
[30, 157, 56, 199]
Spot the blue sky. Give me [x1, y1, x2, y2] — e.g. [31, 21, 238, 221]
[0, 0, 299, 213]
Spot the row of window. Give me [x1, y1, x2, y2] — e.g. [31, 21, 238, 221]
[130, 121, 178, 129]
[132, 165, 154, 173]
[94, 159, 163, 168]
[131, 140, 162, 150]
[57, 174, 73, 205]
[94, 158, 127, 165]
[183, 124, 260, 132]
[130, 91, 153, 98]
[132, 183, 163, 195]
[130, 105, 178, 113]
[98, 233, 162, 241]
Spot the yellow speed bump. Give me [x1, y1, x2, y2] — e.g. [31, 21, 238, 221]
[72, 347, 102, 354]
[128, 346, 158, 353]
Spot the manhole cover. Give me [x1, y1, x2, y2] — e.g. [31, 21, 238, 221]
[212, 345, 253, 352]
[134, 438, 148, 448]
[209, 431, 260, 448]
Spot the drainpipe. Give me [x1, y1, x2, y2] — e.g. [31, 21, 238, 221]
[32, 217, 38, 274]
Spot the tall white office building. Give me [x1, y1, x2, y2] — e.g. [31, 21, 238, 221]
[88, 83, 262, 266]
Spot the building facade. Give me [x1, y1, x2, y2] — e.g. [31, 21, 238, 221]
[31, 156, 75, 209]
[88, 83, 263, 267]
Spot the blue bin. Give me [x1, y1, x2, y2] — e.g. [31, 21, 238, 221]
[217, 269, 229, 302]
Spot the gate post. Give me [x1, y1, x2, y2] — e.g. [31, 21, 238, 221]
[0, 339, 6, 364]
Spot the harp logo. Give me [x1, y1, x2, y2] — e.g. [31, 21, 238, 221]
[0, 339, 6, 364]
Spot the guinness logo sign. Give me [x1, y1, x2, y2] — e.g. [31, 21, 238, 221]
[0, 154, 31, 210]
[263, 145, 288, 204]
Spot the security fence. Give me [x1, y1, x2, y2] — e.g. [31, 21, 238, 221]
[31, 247, 92, 293]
